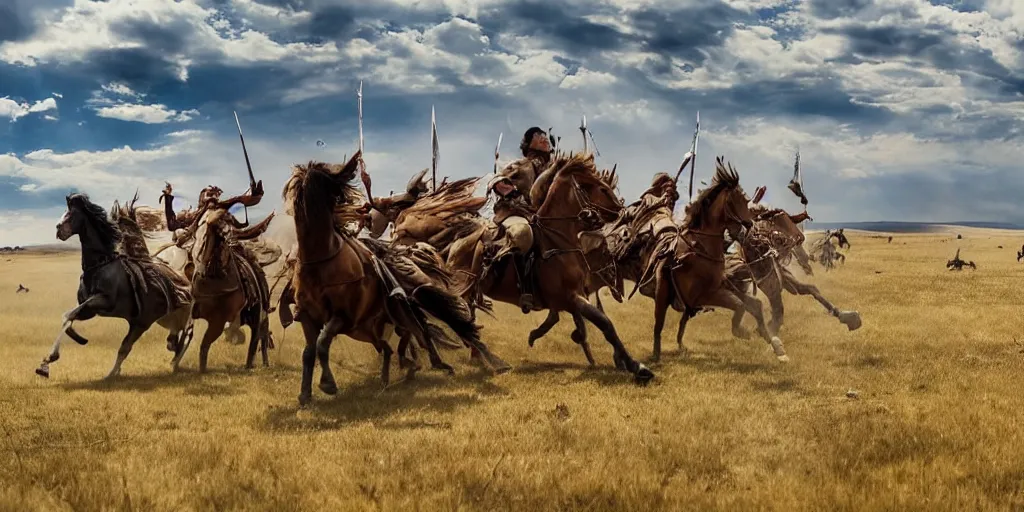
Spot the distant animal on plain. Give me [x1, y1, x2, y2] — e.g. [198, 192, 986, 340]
[16, 284, 29, 293]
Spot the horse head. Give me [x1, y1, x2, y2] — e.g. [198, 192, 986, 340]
[533, 153, 623, 227]
[684, 157, 754, 242]
[57, 193, 122, 249]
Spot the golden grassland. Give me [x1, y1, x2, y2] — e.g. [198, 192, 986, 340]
[2, 228, 1024, 511]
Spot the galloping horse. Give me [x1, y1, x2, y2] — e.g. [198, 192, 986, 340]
[647, 158, 786, 362]
[457, 153, 654, 383]
[283, 153, 510, 406]
[188, 208, 272, 372]
[36, 194, 193, 379]
[722, 205, 861, 336]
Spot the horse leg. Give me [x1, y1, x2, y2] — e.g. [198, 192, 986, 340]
[676, 309, 692, 353]
[373, 337, 394, 389]
[198, 317, 227, 373]
[36, 295, 106, 378]
[396, 328, 421, 380]
[105, 323, 148, 380]
[298, 319, 322, 406]
[705, 288, 788, 362]
[651, 268, 671, 363]
[528, 310, 560, 347]
[316, 316, 346, 396]
[244, 312, 261, 370]
[574, 296, 654, 384]
[782, 272, 862, 331]
[260, 314, 271, 367]
[594, 291, 604, 313]
[171, 315, 195, 372]
[225, 317, 245, 345]
[570, 311, 595, 367]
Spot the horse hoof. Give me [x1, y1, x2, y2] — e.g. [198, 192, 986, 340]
[318, 382, 338, 395]
[839, 311, 862, 331]
[634, 365, 655, 385]
[493, 364, 512, 375]
[770, 336, 787, 357]
[732, 328, 751, 340]
[298, 393, 312, 407]
[35, 366, 50, 379]
[777, 354, 791, 363]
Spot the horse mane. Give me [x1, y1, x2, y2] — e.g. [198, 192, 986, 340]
[67, 193, 122, 251]
[530, 152, 601, 207]
[283, 152, 364, 218]
[681, 156, 741, 230]
[111, 192, 154, 258]
[400, 176, 487, 219]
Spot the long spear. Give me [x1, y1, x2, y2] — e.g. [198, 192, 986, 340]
[233, 110, 258, 225]
[580, 115, 588, 153]
[431, 105, 438, 191]
[357, 81, 374, 205]
[687, 111, 700, 200]
[493, 132, 503, 174]
[357, 81, 364, 154]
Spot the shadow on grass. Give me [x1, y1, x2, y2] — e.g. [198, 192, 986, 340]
[260, 373, 494, 433]
[59, 362, 302, 393]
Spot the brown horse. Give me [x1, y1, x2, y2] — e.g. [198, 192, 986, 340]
[187, 208, 272, 372]
[647, 158, 785, 362]
[283, 153, 509, 406]
[458, 153, 654, 383]
[722, 206, 861, 336]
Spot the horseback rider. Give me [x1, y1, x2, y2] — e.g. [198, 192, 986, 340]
[160, 180, 273, 313]
[485, 127, 554, 313]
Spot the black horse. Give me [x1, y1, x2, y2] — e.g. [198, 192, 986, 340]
[36, 194, 194, 379]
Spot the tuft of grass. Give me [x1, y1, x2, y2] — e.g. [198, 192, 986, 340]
[2, 229, 1024, 510]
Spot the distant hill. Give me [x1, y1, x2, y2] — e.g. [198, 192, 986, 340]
[805, 221, 1024, 233]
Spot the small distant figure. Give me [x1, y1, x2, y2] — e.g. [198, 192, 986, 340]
[956, 234, 962, 240]
[1017, 244, 1024, 262]
[887, 236, 893, 244]
[16, 284, 29, 293]
[947, 248, 976, 271]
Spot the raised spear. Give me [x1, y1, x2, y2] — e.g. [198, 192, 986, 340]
[233, 110, 258, 225]
[687, 111, 700, 200]
[356, 81, 374, 206]
[430, 105, 439, 191]
[580, 115, 588, 153]
[493, 132, 503, 174]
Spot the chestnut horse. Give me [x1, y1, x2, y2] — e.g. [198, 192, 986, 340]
[188, 208, 272, 372]
[283, 153, 509, 406]
[458, 153, 654, 383]
[721, 206, 861, 337]
[648, 158, 786, 361]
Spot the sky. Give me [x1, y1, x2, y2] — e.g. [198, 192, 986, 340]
[0, 0, 1022, 246]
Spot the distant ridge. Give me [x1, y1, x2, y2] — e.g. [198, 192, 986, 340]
[806, 221, 1024, 233]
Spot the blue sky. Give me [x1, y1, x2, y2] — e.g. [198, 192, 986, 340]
[1, 0, 1022, 245]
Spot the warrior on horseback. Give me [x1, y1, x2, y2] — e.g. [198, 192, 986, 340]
[485, 127, 553, 313]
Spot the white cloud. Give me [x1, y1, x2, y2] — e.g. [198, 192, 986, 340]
[0, 0, 344, 80]
[93, 103, 199, 124]
[0, 95, 59, 122]
[101, 82, 144, 99]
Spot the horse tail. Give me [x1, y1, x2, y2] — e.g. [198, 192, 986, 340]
[408, 285, 509, 372]
[410, 284, 478, 349]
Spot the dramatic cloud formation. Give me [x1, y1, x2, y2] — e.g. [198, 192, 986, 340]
[0, 0, 1022, 245]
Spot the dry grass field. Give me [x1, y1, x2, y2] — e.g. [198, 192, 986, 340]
[2, 228, 1024, 511]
